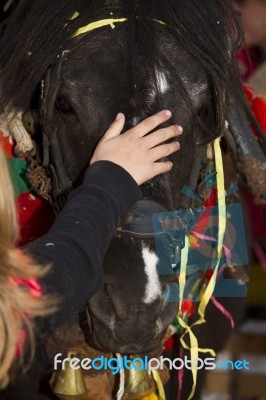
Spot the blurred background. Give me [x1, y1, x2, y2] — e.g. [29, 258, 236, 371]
[202, 1, 266, 399]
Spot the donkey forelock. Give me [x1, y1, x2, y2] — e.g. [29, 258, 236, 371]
[0, 0, 244, 113]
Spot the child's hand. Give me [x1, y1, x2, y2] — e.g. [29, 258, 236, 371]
[90, 110, 183, 185]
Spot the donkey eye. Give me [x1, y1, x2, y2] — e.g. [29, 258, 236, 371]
[55, 95, 73, 112]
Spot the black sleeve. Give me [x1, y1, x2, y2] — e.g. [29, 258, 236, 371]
[26, 160, 142, 330]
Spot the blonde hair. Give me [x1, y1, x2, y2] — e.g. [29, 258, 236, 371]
[0, 148, 57, 388]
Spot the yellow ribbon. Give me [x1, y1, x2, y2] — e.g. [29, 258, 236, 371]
[72, 16, 168, 38]
[72, 18, 128, 37]
[151, 370, 166, 400]
[70, 11, 80, 21]
[176, 237, 198, 399]
[191, 137, 226, 328]
[176, 137, 226, 399]
[141, 394, 159, 400]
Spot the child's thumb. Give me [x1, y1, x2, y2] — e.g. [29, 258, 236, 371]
[102, 113, 125, 140]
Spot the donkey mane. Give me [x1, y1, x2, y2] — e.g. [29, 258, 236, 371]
[0, 0, 244, 112]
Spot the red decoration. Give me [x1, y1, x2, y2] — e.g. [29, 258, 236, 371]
[0, 131, 14, 158]
[182, 299, 196, 318]
[244, 85, 266, 136]
[17, 192, 55, 246]
[164, 336, 174, 351]
[205, 269, 213, 281]
[252, 97, 266, 134]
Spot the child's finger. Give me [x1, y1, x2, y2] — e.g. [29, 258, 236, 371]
[144, 125, 183, 148]
[101, 113, 125, 140]
[150, 161, 174, 178]
[150, 141, 180, 161]
[131, 110, 172, 137]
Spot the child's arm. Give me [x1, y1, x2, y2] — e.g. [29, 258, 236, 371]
[26, 110, 182, 329]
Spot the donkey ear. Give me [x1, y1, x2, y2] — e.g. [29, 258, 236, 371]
[225, 104, 266, 204]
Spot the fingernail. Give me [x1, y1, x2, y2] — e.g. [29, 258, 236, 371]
[176, 125, 183, 134]
[116, 113, 123, 120]
[163, 110, 172, 117]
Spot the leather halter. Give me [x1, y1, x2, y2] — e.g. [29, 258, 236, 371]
[115, 199, 204, 265]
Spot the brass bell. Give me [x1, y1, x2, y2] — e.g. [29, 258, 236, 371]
[50, 350, 87, 399]
[123, 356, 154, 399]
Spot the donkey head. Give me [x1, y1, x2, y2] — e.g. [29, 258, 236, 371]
[39, 14, 225, 354]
